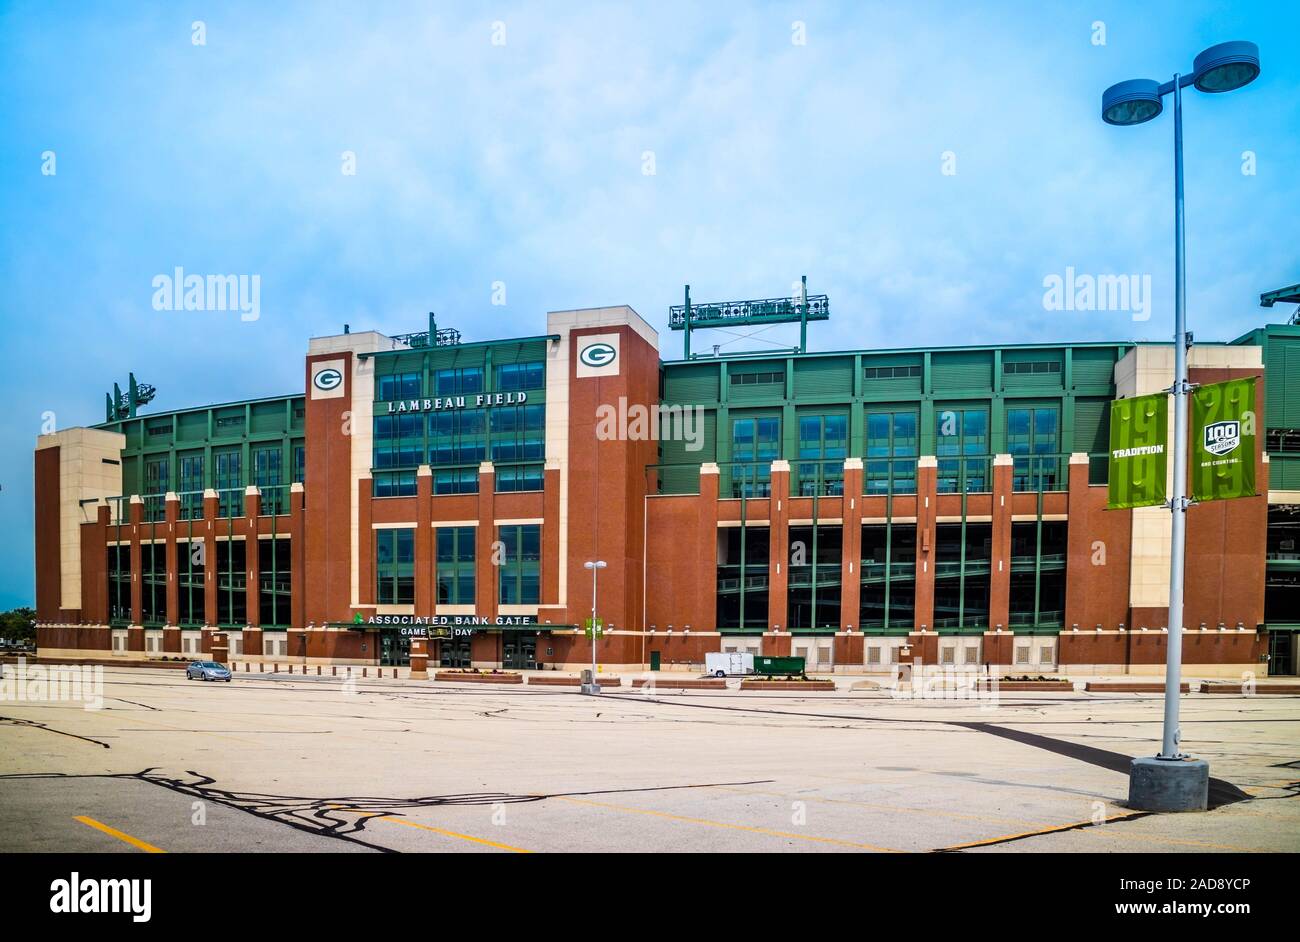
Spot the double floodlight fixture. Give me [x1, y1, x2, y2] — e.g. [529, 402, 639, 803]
[1101, 40, 1260, 126]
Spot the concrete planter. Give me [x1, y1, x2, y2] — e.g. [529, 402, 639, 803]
[434, 671, 523, 684]
[632, 677, 725, 690]
[528, 675, 622, 687]
[1084, 682, 1191, 693]
[739, 679, 836, 691]
[1200, 682, 1300, 694]
[982, 680, 1074, 691]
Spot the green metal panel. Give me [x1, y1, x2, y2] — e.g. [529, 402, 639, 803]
[176, 411, 207, 442]
[930, 350, 993, 392]
[662, 363, 720, 404]
[658, 409, 715, 493]
[1071, 347, 1118, 389]
[249, 400, 284, 434]
[792, 357, 853, 397]
[1276, 341, 1300, 426]
[1073, 397, 1110, 453]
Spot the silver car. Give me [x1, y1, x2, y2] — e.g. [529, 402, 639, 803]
[186, 660, 232, 682]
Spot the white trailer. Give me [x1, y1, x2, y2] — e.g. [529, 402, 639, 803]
[705, 652, 754, 677]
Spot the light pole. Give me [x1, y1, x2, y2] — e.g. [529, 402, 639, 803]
[582, 560, 606, 695]
[1102, 40, 1260, 812]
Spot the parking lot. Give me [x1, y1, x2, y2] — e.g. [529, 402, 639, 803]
[1, 666, 1298, 853]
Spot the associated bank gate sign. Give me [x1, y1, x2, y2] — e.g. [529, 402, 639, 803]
[352, 614, 539, 638]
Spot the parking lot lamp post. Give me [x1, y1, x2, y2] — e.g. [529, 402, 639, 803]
[583, 560, 606, 694]
[1101, 40, 1259, 811]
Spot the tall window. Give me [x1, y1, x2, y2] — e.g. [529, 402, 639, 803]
[787, 525, 843, 630]
[373, 414, 425, 470]
[860, 524, 916, 629]
[252, 445, 284, 514]
[716, 526, 769, 631]
[376, 371, 422, 401]
[1009, 521, 1067, 627]
[144, 457, 169, 521]
[936, 407, 989, 493]
[865, 410, 918, 495]
[107, 545, 132, 625]
[730, 416, 780, 497]
[214, 449, 242, 517]
[490, 404, 545, 462]
[141, 543, 166, 626]
[179, 538, 205, 627]
[495, 361, 544, 391]
[215, 540, 247, 626]
[435, 367, 484, 397]
[376, 528, 415, 605]
[1006, 406, 1061, 491]
[179, 453, 204, 520]
[498, 525, 540, 605]
[796, 414, 847, 495]
[934, 523, 991, 628]
[258, 537, 291, 627]
[429, 409, 486, 465]
[437, 526, 476, 605]
[292, 442, 306, 485]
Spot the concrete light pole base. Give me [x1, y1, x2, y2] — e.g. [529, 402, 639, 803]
[580, 683, 601, 695]
[1128, 756, 1209, 811]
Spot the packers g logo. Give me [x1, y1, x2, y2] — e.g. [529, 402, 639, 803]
[582, 340, 616, 366]
[313, 367, 343, 391]
[579, 342, 617, 368]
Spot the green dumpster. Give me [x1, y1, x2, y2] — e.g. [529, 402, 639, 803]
[753, 655, 805, 676]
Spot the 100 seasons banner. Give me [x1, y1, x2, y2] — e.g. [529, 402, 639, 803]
[1191, 377, 1258, 502]
[1108, 392, 1168, 509]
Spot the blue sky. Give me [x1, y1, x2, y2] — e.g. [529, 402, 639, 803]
[1, 1, 1297, 608]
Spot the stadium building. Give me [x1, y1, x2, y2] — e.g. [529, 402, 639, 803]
[32, 292, 1300, 676]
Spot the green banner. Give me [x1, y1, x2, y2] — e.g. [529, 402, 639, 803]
[1108, 392, 1168, 509]
[1191, 378, 1257, 502]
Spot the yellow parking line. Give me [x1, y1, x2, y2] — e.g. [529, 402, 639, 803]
[75, 816, 165, 853]
[550, 795, 905, 852]
[371, 815, 532, 853]
[937, 812, 1144, 851]
[329, 807, 529, 852]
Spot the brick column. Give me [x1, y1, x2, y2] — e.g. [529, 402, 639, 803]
[767, 460, 790, 632]
[698, 463, 720, 630]
[129, 495, 144, 627]
[244, 486, 261, 632]
[543, 458, 562, 607]
[289, 483, 305, 630]
[989, 454, 1013, 631]
[164, 492, 180, 628]
[476, 461, 497, 617]
[415, 466, 434, 617]
[357, 475, 374, 609]
[1064, 452, 1093, 629]
[914, 456, 937, 630]
[840, 458, 864, 631]
[202, 488, 219, 629]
